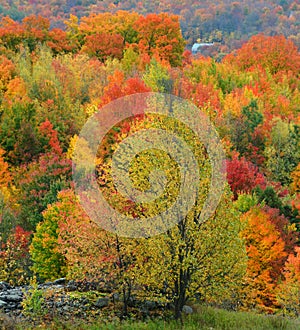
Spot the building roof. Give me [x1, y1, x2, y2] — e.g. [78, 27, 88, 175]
[192, 42, 214, 53]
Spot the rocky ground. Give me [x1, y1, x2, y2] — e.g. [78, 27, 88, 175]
[0, 278, 118, 327]
[0, 279, 193, 328]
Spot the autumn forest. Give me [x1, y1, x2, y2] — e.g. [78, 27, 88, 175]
[0, 1, 299, 328]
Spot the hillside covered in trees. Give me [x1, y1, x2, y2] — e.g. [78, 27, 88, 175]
[0, 0, 299, 55]
[0, 6, 299, 328]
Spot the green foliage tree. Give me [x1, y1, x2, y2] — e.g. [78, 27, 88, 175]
[30, 202, 67, 282]
[134, 186, 247, 320]
[234, 193, 259, 213]
[0, 102, 41, 164]
[225, 99, 264, 162]
[21, 276, 46, 320]
[143, 59, 172, 92]
[265, 119, 300, 186]
[121, 46, 140, 75]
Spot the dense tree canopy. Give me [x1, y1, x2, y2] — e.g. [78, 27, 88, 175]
[0, 9, 298, 320]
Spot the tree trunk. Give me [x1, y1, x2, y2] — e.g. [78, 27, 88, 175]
[174, 269, 187, 322]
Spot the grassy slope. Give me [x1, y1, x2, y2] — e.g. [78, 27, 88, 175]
[9, 305, 300, 330]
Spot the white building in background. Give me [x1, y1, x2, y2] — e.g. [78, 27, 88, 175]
[191, 42, 214, 54]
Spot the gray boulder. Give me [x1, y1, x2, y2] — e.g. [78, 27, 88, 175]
[0, 294, 23, 303]
[182, 305, 193, 314]
[0, 299, 7, 308]
[54, 278, 66, 285]
[0, 282, 11, 291]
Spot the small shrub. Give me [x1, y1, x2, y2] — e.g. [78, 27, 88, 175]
[22, 277, 46, 320]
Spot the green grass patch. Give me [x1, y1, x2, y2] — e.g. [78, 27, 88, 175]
[9, 305, 300, 330]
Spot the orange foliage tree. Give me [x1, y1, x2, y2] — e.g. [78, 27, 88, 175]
[240, 206, 288, 312]
[56, 190, 116, 283]
[136, 13, 185, 66]
[225, 35, 300, 76]
[83, 33, 124, 62]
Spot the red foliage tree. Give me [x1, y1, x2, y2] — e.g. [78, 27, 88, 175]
[226, 154, 266, 199]
[100, 71, 150, 107]
[39, 119, 62, 154]
[16, 120, 72, 230]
